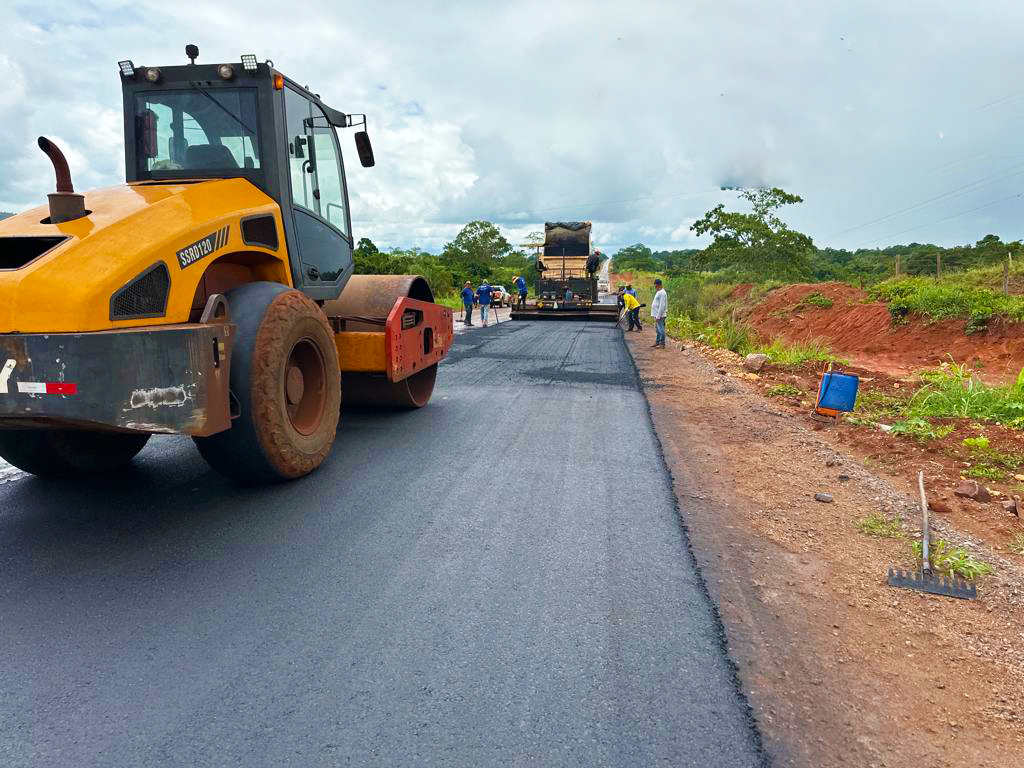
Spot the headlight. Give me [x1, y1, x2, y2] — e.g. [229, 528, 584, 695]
[218, 64, 235, 80]
[144, 67, 161, 83]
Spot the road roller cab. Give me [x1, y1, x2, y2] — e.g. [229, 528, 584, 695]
[0, 46, 453, 482]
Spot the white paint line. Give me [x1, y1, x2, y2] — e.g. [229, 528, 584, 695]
[0, 360, 14, 394]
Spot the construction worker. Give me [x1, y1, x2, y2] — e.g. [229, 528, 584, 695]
[650, 278, 668, 348]
[514, 274, 528, 308]
[564, 287, 574, 303]
[461, 280, 475, 326]
[476, 279, 494, 327]
[622, 290, 642, 331]
[616, 285, 625, 313]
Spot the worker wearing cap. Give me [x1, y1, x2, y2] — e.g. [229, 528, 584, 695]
[514, 274, 528, 308]
[476, 279, 494, 327]
[460, 280, 475, 326]
[650, 278, 668, 348]
[622, 291, 642, 331]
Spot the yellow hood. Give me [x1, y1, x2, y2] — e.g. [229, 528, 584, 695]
[0, 179, 285, 333]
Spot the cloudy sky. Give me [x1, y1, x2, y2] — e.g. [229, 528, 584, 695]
[3, 0, 1024, 254]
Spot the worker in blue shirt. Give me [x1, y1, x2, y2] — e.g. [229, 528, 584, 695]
[476, 280, 494, 327]
[514, 275, 528, 308]
[460, 280, 475, 326]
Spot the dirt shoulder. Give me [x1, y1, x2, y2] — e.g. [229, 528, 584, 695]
[624, 327, 1024, 767]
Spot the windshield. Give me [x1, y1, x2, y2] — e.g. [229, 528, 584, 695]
[134, 88, 261, 176]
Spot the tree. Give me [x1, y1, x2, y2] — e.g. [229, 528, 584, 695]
[690, 187, 814, 279]
[352, 237, 382, 274]
[441, 221, 513, 280]
[612, 243, 658, 273]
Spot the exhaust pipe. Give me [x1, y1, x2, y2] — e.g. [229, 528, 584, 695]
[38, 136, 87, 224]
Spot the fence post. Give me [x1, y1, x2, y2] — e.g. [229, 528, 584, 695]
[936, 252, 942, 280]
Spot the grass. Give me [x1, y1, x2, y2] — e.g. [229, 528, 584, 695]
[758, 337, 843, 365]
[906, 362, 1024, 428]
[873, 276, 1024, 332]
[857, 513, 904, 538]
[1008, 533, 1024, 555]
[765, 383, 802, 398]
[435, 293, 465, 311]
[911, 540, 993, 580]
[888, 417, 954, 441]
[855, 390, 909, 422]
[964, 464, 1004, 480]
[795, 291, 834, 310]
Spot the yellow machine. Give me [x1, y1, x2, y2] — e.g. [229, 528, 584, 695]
[0, 46, 452, 482]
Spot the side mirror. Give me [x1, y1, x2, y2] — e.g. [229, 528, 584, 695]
[355, 131, 375, 168]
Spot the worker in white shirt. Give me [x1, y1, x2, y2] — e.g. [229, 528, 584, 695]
[650, 278, 668, 348]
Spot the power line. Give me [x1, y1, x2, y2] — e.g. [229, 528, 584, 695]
[825, 162, 1024, 240]
[862, 191, 1023, 246]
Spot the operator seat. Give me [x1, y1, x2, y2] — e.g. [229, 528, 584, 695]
[184, 144, 238, 169]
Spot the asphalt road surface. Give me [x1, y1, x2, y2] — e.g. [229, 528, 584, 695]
[0, 320, 763, 767]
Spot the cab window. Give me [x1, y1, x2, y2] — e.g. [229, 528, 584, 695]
[284, 87, 348, 235]
[134, 88, 261, 175]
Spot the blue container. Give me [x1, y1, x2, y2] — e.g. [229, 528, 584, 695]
[817, 371, 859, 413]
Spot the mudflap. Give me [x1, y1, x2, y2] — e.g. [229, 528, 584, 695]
[0, 322, 234, 436]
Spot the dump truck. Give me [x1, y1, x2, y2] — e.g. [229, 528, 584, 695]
[510, 222, 618, 321]
[0, 46, 453, 482]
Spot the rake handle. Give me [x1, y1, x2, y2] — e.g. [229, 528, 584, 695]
[918, 470, 931, 575]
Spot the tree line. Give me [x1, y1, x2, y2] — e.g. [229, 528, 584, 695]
[353, 220, 535, 297]
[612, 188, 1022, 285]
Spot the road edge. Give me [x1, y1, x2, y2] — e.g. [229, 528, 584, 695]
[621, 330, 770, 767]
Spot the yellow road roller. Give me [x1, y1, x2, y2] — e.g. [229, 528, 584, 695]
[0, 45, 453, 482]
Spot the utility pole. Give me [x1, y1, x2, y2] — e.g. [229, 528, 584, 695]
[936, 251, 942, 280]
[895, 253, 901, 278]
[1004, 257, 1011, 295]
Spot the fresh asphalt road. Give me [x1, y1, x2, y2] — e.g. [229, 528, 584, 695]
[0, 320, 763, 767]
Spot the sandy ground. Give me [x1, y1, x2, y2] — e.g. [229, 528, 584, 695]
[624, 325, 1024, 767]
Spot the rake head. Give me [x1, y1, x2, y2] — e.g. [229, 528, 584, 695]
[886, 567, 977, 600]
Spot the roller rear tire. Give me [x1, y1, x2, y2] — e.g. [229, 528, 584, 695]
[194, 283, 341, 483]
[0, 429, 150, 477]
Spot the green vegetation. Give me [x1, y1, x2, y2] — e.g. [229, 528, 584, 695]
[857, 513, 904, 538]
[908, 363, 1024, 428]
[757, 338, 839, 366]
[958, 433, 1024, 479]
[964, 464, 1004, 480]
[795, 292, 833, 310]
[873, 277, 1024, 332]
[690, 188, 815, 280]
[352, 221, 535, 305]
[854, 391, 908, 422]
[888, 417, 954, 441]
[765, 383, 802, 398]
[1008, 533, 1024, 555]
[911, 540, 992, 580]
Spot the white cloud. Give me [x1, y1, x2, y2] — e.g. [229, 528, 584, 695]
[3, 0, 1024, 254]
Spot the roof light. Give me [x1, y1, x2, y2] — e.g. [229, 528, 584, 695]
[118, 60, 135, 77]
[144, 67, 161, 83]
[218, 64, 235, 80]
[273, 74, 284, 90]
[241, 54, 257, 71]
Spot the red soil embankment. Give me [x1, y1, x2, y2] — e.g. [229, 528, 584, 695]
[746, 282, 1024, 381]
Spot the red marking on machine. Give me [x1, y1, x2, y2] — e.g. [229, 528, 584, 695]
[16, 381, 78, 395]
[384, 297, 453, 383]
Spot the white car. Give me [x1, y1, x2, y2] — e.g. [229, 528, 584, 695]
[490, 285, 512, 307]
